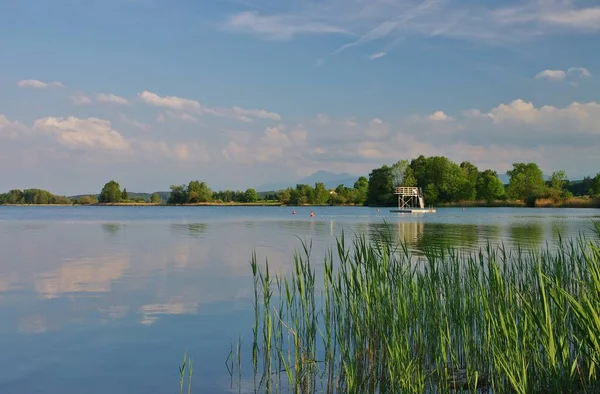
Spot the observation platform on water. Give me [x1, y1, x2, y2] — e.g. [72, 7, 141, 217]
[390, 186, 436, 214]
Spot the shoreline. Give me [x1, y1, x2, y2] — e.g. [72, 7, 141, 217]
[1, 201, 599, 208]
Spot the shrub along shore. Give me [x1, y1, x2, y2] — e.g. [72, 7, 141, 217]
[2, 156, 599, 207]
[244, 225, 600, 394]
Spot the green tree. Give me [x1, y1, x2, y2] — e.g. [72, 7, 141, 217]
[506, 163, 546, 201]
[77, 195, 98, 205]
[549, 170, 567, 191]
[121, 188, 129, 201]
[476, 170, 505, 202]
[99, 181, 122, 203]
[244, 188, 259, 203]
[187, 180, 212, 203]
[590, 173, 600, 198]
[367, 165, 394, 206]
[547, 170, 568, 201]
[314, 182, 330, 204]
[295, 184, 314, 205]
[410, 156, 471, 203]
[151, 193, 162, 204]
[402, 167, 417, 187]
[391, 160, 410, 187]
[276, 188, 292, 204]
[168, 185, 188, 204]
[5, 189, 24, 204]
[23, 189, 53, 204]
[424, 184, 439, 206]
[353, 176, 369, 205]
[460, 161, 479, 201]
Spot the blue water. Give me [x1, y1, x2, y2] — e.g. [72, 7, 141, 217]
[0, 206, 598, 393]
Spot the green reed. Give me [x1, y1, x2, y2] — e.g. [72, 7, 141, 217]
[179, 350, 193, 394]
[249, 223, 600, 393]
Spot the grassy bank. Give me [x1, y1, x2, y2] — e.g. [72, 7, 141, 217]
[533, 197, 600, 208]
[95, 201, 282, 206]
[248, 225, 600, 393]
[438, 197, 600, 208]
[437, 200, 526, 208]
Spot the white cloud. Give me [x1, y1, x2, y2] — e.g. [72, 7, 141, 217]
[0, 115, 24, 139]
[138, 91, 201, 112]
[262, 126, 291, 147]
[290, 127, 308, 145]
[172, 142, 209, 161]
[138, 140, 210, 162]
[223, 11, 350, 41]
[97, 93, 128, 105]
[69, 93, 93, 106]
[535, 69, 567, 81]
[567, 67, 592, 78]
[233, 106, 281, 121]
[369, 52, 386, 60]
[485, 99, 600, 131]
[535, 67, 591, 82]
[428, 111, 454, 121]
[138, 91, 281, 123]
[541, 7, 600, 30]
[17, 79, 64, 89]
[34, 116, 130, 151]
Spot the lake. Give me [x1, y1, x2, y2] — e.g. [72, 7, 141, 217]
[0, 206, 598, 393]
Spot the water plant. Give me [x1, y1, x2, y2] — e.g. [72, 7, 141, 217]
[249, 223, 600, 393]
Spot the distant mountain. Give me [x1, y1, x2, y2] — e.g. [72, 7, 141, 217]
[259, 170, 361, 192]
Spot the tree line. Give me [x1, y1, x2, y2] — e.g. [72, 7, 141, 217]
[1, 156, 599, 206]
[366, 157, 600, 206]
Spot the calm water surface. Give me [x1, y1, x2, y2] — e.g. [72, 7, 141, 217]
[0, 206, 598, 393]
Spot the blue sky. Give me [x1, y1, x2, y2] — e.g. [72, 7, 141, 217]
[1, 0, 599, 194]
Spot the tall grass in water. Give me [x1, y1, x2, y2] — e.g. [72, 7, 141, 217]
[250, 224, 600, 393]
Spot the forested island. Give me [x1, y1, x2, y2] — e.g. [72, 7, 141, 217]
[1, 156, 599, 207]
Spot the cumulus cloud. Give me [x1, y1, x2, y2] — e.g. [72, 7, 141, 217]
[17, 79, 64, 89]
[484, 99, 600, 130]
[138, 140, 210, 163]
[0, 115, 24, 139]
[223, 126, 302, 164]
[264, 99, 600, 179]
[232, 106, 281, 121]
[568, 67, 592, 78]
[535, 67, 591, 83]
[138, 91, 202, 112]
[97, 93, 128, 105]
[428, 111, 454, 121]
[138, 91, 281, 123]
[34, 116, 130, 151]
[535, 69, 567, 81]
